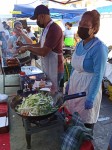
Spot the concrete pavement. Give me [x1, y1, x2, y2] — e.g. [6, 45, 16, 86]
[93, 94, 112, 150]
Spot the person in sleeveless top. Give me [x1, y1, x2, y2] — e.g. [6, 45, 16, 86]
[64, 22, 78, 47]
[65, 10, 108, 134]
[17, 5, 64, 93]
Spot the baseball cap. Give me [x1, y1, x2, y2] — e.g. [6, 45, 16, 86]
[30, 5, 50, 20]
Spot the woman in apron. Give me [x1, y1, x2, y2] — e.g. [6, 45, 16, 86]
[65, 10, 108, 132]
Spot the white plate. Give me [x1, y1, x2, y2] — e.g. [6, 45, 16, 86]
[32, 81, 52, 89]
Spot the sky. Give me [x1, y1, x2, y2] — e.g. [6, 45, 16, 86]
[0, 0, 112, 16]
[0, 0, 80, 17]
[0, 0, 41, 15]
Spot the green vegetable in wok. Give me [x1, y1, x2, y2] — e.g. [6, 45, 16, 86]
[16, 93, 58, 116]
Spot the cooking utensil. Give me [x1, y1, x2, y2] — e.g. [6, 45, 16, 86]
[10, 92, 86, 121]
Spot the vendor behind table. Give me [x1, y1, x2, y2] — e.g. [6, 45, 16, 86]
[7, 21, 33, 66]
[17, 5, 64, 94]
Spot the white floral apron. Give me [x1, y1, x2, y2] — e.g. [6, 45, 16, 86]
[40, 20, 59, 93]
[65, 40, 102, 123]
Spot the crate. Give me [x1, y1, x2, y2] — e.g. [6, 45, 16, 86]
[0, 74, 20, 94]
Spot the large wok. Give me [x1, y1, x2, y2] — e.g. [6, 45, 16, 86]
[10, 91, 86, 121]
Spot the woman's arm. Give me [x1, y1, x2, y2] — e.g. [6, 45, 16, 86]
[85, 44, 108, 108]
[7, 38, 15, 53]
[16, 27, 33, 44]
[7, 38, 13, 49]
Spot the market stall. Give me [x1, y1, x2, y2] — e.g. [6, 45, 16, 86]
[11, 89, 86, 149]
[1, 50, 86, 149]
[1, 56, 21, 94]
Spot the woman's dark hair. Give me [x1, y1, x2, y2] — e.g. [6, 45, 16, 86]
[65, 22, 72, 27]
[26, 26, 31, 32]
[2, 21, 10, 30]
[82, 10, 100, 34]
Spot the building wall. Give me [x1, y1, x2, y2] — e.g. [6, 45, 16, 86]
[96, 14, 112, 46]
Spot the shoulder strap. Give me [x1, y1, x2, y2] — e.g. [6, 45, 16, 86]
[86, 39, 100, 52]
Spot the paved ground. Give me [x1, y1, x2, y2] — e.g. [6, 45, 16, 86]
[94, 94, 112, 150]
[9, 94, 112, 150]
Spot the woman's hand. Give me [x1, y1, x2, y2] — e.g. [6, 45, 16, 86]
[85, 100, 93, 109]
[16, 27, 25, 36]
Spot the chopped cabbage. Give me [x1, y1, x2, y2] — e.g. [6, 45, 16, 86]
[16, 93, 57, 116]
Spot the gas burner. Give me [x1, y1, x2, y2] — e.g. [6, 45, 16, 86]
[28, 115, 58, 127]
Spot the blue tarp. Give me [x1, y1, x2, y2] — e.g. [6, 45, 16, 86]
[13, 4, 34, 18]
[62, 15, 82, 26]
[96, 5, 112, 13]
[13, 4, 86, 19]
[50, 8, 87, 19]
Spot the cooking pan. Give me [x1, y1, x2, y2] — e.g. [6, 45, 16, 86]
[10, 91, 86, 121]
